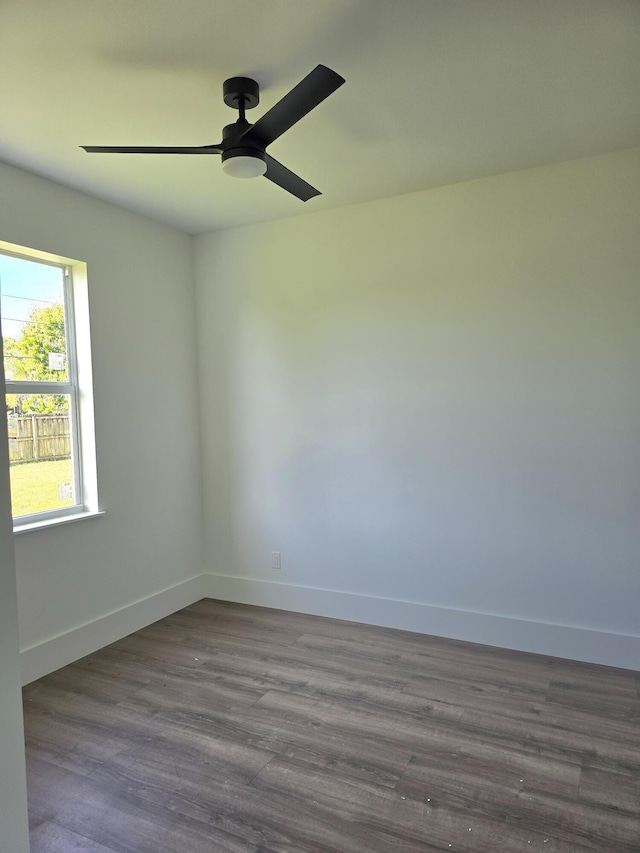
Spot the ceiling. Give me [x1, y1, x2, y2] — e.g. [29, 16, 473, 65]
[1, 0, 639, 235]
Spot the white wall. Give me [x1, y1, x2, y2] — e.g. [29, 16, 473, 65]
[194, 148, 640, 668]
[0, 162, 204, 682]
[0, 336, 29, 849]
[3, 147, 639, 681]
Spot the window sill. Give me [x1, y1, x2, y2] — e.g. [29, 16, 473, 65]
[13, 509, 105, 535]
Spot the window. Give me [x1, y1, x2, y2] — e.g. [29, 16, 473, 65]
[1, 241, 99, 529]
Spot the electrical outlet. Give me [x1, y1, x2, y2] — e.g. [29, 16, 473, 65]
[271, 551, 282, 570]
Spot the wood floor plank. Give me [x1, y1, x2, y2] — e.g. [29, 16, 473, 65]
[507, 789, 640, 851]
[23, 599, 640, 853]
[30, 820, 121, 853]
[456, 709, 640, 781]
[197, 642, 406, 697]
[88, 744, 403, 853]
[27, 755, 260, 853]
[253, 687, 462, 752]
[396, 734, 582, 804]
[546, 680, 640, 723]
[294, 631, 554, 691]
[134, 689, 415, 790]
[250, 755, 586, 853]
[106, 632, 216, 669]
[578, 765, 640, 816]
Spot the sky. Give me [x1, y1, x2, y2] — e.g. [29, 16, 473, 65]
[0, 254, 64, 341]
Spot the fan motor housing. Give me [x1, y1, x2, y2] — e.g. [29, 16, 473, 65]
[223, 77, 260, 110]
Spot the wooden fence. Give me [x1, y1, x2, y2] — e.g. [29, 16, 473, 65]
[7, 414, 71, 463]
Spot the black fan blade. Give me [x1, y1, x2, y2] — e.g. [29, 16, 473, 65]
[241, 65, 344, 149]
[263, 154, 321, 201]
[81, 144, 222, 154]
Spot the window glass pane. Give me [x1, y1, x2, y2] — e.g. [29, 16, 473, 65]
[0, 255, 68, 382]
[7, 395, 76, 517]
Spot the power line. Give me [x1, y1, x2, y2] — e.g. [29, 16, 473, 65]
[1, 293, 59, 306]
[1, 316, 66, 327]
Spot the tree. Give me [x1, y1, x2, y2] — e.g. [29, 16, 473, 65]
[4, 303, 68, 414]
[3, 337, 24, 412]
[18, 304, 66, 379]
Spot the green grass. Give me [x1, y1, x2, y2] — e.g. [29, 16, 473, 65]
[9, 458, 74, 518]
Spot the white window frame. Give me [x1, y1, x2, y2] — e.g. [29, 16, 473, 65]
[1, 240, 100, 532]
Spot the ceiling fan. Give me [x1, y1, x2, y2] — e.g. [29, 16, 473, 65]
[82, 65, 345, 201]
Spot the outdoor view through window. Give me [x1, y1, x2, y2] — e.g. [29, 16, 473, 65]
[1, 251, 79, 519]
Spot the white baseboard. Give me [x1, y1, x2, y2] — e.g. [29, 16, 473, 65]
[203, 574, 640, 672]
[19, 575, 206, 685]
[20, 572, 639, 683]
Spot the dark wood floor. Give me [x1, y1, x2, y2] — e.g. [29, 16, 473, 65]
[23, 599, 640, 853]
